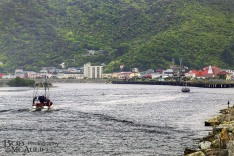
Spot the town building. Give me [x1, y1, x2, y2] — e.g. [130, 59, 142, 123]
[83, 62, 103, 79]
[15, 69, 24, 78]
[57, 72, 84, 79]
[41, 67, 56, 73]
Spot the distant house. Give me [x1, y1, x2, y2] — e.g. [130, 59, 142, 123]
[118, 72, 132, 79]
[67, 67, 82, 73]
[65, 72, 84, 79]
[142, 74, 152, 79]
[38, 70, 53, 78]
[15, 69, 23, 73]
[2, 74, 16, 79]
[132, 68, 139, 73]
[185, 70, 198, 78]
[102, 73, 112, 79]
[24, 71, 37, 79]
[111, 72, 119, 79]
[222, 69, 234, 76]
[217, 71, 232, 80]
[111, 71, 140, 79]
[202, 66, 221, 78]
[155, 69, 164, 74]
[163, 69, 174, 76]
[130, 72, 141, 78]
[57, 72, 84, 79]
[57, 72, 65, 79]
[41, 67, 56, 73]
[15, 69, 25, 78]
[0, 73, 5, 79]
[151, 73, 162, 79]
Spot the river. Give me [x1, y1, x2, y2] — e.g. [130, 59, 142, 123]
[0, 83, 233, 156]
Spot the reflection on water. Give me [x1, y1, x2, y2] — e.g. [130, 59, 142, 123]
[0, 83, 232, 155]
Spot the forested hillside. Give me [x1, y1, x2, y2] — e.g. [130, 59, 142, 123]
[0, 0, 233, 72]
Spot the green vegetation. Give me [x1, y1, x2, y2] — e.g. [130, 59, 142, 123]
[0, 0, 233, 72]
[7, 77, 35, 87]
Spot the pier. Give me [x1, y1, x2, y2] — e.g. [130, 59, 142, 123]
[1, 79, 234, 88]
[111, 80, 234, 88]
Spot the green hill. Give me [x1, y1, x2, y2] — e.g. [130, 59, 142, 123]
[0, 0, 233, 72]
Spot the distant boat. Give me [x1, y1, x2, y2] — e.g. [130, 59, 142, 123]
[182, 87, 190, 93]
[182, 82, 190, 93]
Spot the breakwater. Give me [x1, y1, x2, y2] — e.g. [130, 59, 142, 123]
[0, 78, 108, 86]
[111, 80, 234, 88]
[185, 107, 234, 156]
[36, 78, 108, 84]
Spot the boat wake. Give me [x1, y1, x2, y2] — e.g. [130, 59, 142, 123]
[0, 108, 31, 113]
[0, 109, 14, 113]
[0, 108, 61, 113]
[18, 108, 31, 112]
[85, 112, 185, 134]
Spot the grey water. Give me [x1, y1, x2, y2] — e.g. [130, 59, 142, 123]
[0, 83, 233, 156]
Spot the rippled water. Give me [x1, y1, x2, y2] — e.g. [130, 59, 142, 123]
[0, 83, 233, 156]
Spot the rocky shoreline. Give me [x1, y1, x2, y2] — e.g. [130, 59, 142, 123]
[185, 106, 234, 156]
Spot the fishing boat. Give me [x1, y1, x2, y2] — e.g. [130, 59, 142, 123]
[31, 77, 54, 111]
[32, 96, 53, 111]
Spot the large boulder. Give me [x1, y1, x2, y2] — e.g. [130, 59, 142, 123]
[199, 141, 211, 150]
[205, 115, 221, 126]
[211, 138, 221, 148]
[184, 148, 197, 155]
[204, 149, 228, 156]
[186, 151, 205, 156]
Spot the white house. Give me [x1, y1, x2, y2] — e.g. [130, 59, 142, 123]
[57, 72, 84, 79]
[118, 72, 132, 79]
[2, 74, 16, 79]
[15, 69, 24, 78]
[163, 69, 174, 76]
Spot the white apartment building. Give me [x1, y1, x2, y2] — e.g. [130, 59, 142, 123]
[83, 62, 103, 79]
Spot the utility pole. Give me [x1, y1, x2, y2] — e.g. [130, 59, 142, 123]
[179, 58, 182, 83]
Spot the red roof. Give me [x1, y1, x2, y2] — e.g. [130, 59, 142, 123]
[202, 69, 209, 76]
[217, 71, 231, 75]
[197, 70, 203, 77]
[203, 66, 221, 75]
[155, 69, 164, 73]
[142, 74, 152, 78]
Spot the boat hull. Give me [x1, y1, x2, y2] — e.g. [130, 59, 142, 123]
[31, 105, 53, 111]
[182, 88, 190, 92]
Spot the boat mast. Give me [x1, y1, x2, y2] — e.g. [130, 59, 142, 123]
[44, 75, 47, 97]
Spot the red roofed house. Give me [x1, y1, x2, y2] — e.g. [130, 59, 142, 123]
[217, 71, 232, 80]
[202, 65, 221, 78]
[142, 74, 152, 79]
[155, 69, 164, 74]
[118, 72, 132, 80]
[185, 70, 198, 78]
